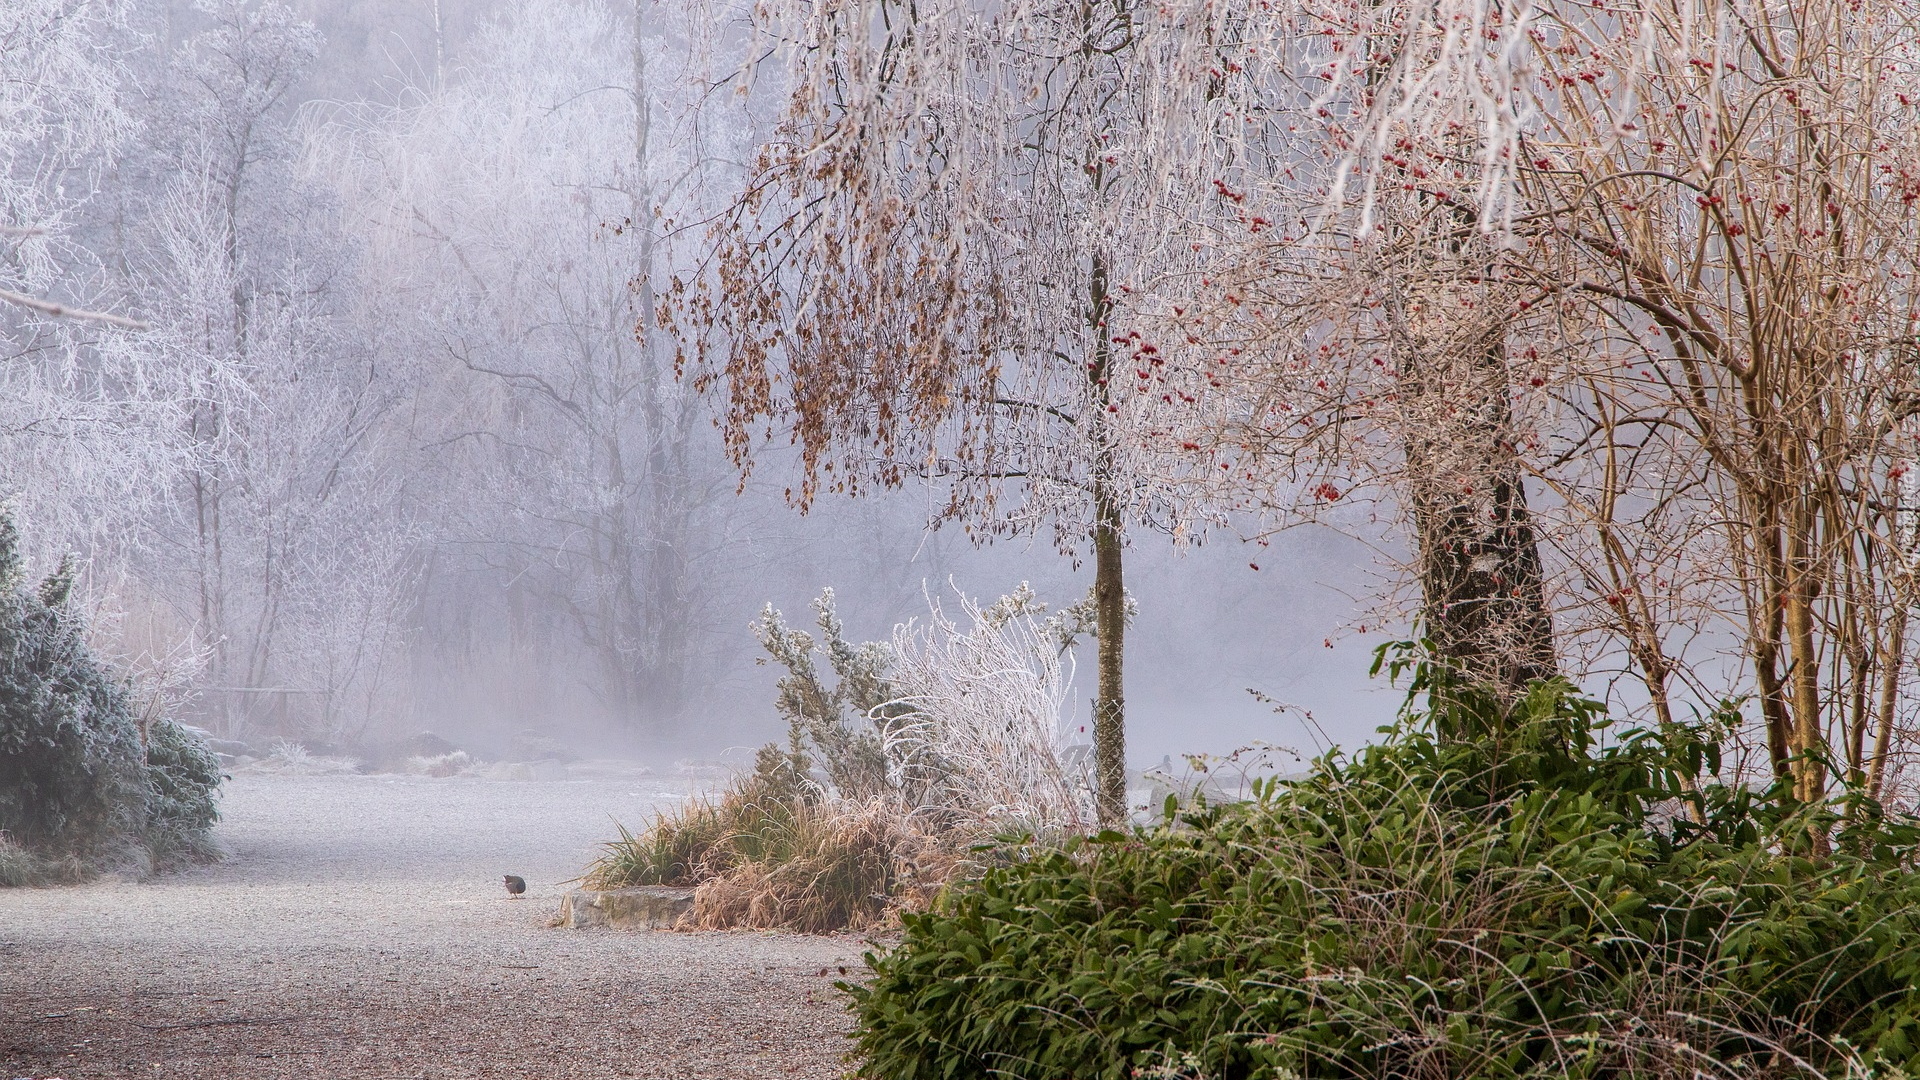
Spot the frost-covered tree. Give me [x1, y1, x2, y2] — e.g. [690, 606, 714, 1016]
[0, 0, 192, 566]
[1146, 0, 1920, 812]
[0, 0, 142, 327]
[317, 0, 739, 728]
[114, 0, 418, 739]
[1489, 0, 1920, 807]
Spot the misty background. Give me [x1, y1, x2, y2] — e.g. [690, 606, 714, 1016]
[8, 0, 1400, 767]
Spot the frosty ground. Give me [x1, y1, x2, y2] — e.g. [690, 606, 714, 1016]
[0, 770, 864, 1079]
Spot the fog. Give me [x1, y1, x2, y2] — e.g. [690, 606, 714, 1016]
[702, 504, 1401, 764]
[3, 0, 1406, 773]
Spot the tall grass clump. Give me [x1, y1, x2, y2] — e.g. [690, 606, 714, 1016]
[587, 745, 946, 932]
[847, 653, 1920, 1080]
[0, 518, 223, 881]
[588, 584, 1094, 930]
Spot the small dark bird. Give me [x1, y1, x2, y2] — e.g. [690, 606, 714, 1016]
[503, 874, 527, 899]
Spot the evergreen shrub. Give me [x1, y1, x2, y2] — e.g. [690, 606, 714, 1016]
[0, 519, 222, 877]
[848, 661, 1920, 1080]
[142, 716, 223, 862]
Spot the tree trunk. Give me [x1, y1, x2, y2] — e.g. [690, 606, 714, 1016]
[1085, 237, 1127, 825]
[1785, 539, 1828, 803]
[1396, 269, 1557, 702]
[1867, 604, 1906, 802]
[1092, 478, 1127, 825]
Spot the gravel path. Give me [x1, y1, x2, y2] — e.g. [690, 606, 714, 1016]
[0, 769, 869, 1079]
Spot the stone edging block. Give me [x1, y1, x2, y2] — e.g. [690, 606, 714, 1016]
[554, 886, 695, 929]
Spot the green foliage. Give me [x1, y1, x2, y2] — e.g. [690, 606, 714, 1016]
[0, 519, 222, 876]
[847, 668, 1920, 1080]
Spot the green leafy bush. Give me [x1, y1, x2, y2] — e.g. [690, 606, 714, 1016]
[848, 673, 1920, 1080]
[0, 519, 222, 878]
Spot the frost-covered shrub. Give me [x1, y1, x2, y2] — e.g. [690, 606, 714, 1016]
[0, 833, 62, 886]
[752, 584, 1094, 832]
[886, 585, 1093, 832]
[0, 544, 148, 857]
[235, 738, 359, 775]
[142, 718, 223, 862]
[590, 583, 1102, 930]
[0, 518, 222, 876]
[752, 589, 903, 801]
[404, 750, 474, 777]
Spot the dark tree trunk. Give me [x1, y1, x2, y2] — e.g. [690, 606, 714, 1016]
[1092, 479, 1127, 825]
[1397, 277, 1557, 701]
[1086, 244, 1128, 826]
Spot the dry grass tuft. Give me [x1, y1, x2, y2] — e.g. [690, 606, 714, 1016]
[587, 766, 969, 933]
[0, 831, 91, 887]
[683, 799, 956, 933]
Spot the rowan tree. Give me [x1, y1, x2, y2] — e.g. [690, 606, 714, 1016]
[1180, 0, 1920, 810]
[1502, 0, 1920, 807]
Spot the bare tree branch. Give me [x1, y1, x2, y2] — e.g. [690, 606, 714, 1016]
[0, 288, 149, 330]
